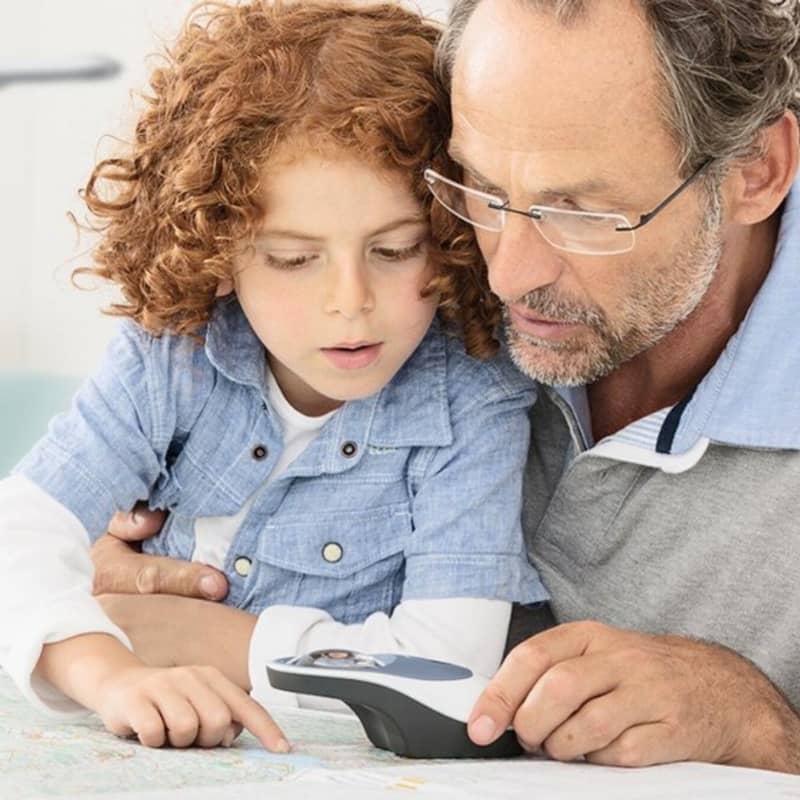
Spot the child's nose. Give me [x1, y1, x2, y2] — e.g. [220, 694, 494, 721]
[324, 262, 374, 319]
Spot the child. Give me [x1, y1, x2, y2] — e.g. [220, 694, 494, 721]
[0, 0, 547, 751]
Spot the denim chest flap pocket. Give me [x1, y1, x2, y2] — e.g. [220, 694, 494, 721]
[254, 503, 412, 579]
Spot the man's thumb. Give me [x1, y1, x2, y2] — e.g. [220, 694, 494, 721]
[133, 557, 229, 600]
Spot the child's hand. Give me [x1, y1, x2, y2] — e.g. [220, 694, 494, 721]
[94, 663, 290, 751]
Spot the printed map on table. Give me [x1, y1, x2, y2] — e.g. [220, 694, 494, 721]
[0, 669, 401, 798]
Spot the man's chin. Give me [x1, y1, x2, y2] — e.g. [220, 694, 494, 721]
[506, 335, 617, 387]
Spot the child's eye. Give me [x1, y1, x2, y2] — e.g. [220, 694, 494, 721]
[371, 241, 426, 262]
[264, 253, 317, 270]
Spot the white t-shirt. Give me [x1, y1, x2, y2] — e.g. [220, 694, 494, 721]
[192, 369, 337, 568]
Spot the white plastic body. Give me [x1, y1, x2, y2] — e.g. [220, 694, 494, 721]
[268, 658, 489, 723]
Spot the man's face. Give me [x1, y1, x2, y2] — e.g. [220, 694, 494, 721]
[450, 0, 724, 386]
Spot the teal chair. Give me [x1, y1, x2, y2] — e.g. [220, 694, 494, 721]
[0, 372, 83, 476]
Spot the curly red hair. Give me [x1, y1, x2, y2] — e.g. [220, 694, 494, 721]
[77, 0, 500, 357]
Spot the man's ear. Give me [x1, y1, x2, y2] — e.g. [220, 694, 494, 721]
[726, 111, 799, 225]
[215, 278, 234, 297]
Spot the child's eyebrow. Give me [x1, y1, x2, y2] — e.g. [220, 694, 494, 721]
[258, 216, 427, 243]
[369, 216, 427, 236]
[257, 229, 325, 243]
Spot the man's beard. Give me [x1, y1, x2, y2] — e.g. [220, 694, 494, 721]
[503, 193, 724, 386]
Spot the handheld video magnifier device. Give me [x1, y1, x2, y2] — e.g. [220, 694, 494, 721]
[267, 649, 523, 759]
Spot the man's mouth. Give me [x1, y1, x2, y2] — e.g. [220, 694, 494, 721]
[508, 306, 582, 341]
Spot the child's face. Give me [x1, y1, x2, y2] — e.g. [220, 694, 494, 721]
[231, 150, 438, 416]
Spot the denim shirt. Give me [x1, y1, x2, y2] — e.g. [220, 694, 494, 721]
[16, 297, 548, 623]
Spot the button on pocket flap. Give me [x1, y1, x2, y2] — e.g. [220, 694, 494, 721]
[255, 505, 410, 578]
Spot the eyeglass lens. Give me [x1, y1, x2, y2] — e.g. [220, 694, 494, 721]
[426, 170, 635, 254]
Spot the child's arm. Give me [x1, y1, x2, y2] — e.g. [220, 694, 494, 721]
[97, 593, 257, 691]
[0, 476, 289, 750]
[247, 598, 513, 709]
[36, 632, 288, 750]
[95, 590, 512, 711]
[1, 324, 204, 714]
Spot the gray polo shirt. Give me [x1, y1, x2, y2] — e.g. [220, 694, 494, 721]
[516, 183, 800, 710]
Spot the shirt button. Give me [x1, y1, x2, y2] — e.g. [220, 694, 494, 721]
[234, 556, 252, 577]
[252, 445, 268, 460]
[340, 441, 358, 458]
[322, 542, 343, 563]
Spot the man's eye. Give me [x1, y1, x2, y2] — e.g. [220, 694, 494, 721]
[371, 241, 426, 262]
[264, 253, 317, 270]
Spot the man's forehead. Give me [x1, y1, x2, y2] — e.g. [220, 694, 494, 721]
[450, 106, 612, 157]
[449, 0, 669, 162]
[448, 112, 629, 200]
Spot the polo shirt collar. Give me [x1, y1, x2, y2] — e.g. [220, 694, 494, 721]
[674, 181, 800, 452]
[554, 177, 800, 471]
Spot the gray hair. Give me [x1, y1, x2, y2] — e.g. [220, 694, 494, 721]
[436, 0, 800, 175]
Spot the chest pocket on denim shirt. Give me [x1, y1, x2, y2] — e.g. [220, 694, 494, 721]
[251, 503, 411, 623]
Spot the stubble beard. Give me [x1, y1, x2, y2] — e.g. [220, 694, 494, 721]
[503, 194, 724, 386]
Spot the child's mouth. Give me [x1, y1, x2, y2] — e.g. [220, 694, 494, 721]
[321, 343, 383, 370]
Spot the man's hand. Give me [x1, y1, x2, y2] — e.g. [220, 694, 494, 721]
[91, 504, 229, 601]
[468, 621, 800, 773]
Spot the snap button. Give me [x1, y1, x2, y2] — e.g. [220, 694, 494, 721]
[322, 542, 343, 563]
[340, 441, 357, 458]
[234, 556, 252, 577]
[252, 445, 268, 460]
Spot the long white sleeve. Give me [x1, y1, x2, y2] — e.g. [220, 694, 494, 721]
[248, 598, 511, 711]
[0, 475, 132, 716]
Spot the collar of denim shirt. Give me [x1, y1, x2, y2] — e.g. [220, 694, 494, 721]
[203, 294, 454, 457]
[557, 176, 800, 455]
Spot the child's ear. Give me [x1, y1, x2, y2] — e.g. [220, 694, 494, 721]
[215, 278, 234, 297]
[725, 111, 799, 225]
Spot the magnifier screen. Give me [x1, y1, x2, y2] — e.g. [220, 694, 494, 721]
[308, 649, 384, 669]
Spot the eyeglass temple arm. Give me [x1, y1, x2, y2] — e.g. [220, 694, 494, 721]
[617, 158, 715, 232]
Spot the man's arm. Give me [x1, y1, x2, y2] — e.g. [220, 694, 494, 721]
[468, 621, 800, 773]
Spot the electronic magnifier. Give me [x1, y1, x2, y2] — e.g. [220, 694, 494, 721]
[267, 649, 523, 759]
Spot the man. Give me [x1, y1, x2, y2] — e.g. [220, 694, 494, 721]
[95, 0, 800, 773]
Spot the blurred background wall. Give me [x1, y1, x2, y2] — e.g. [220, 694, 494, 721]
[0, 0, 452, 379]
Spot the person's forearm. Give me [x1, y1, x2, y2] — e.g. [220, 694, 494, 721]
[99, 594, 257, 690]
[735, 674, 800, 772]
[0, 476, 134, 714]
[35, 633, 142, 711]
[248, 598, 512, 710]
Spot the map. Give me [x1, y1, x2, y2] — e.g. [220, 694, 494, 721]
[0, 669, 401, 798]
[3, 669, 799, 800]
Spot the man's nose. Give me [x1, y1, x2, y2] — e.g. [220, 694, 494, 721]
[486, 215, 565, 302]
[324, 261, 374, 319]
